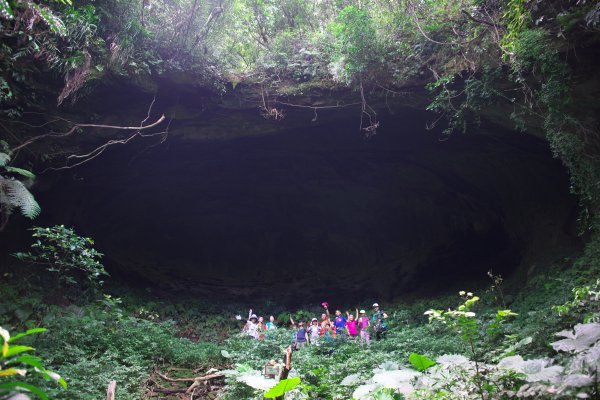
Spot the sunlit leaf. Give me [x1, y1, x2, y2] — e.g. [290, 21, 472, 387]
[9, 328, 47, 343]
[264, 377, 301, 399]
[0, 381, 48, 400]
[0, 368, 26, 377]
[10, 355, 44, 369]
[408, 353, 436, 372]
[5, 345, 35, 357]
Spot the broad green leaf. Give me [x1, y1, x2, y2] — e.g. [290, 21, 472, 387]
[5, 345, 35, 357]
[38, 369, 67, 388]
[5, 167, 36, 178]
[408, 353, 436, 372]
[264, 377, 301, 399]
[9, 328, 47, 342]
[10, 355, 44, 369]
[0, 381, 48, 400]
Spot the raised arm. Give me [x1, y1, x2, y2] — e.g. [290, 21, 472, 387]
[289, 314, 296, 327]
[355, 308, 359, 320]
[248, 309, 253, 320]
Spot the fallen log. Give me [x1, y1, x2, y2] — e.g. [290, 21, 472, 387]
[185, 373, 225, 394]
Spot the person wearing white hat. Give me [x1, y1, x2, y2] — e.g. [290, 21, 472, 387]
[307, 318, 320, 345]
[242, 311, 260, 339]
[372, 303, 388, 340]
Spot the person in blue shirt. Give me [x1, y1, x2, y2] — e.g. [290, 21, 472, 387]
[333, 309, 347, 339]
[293, 320, 308, 350]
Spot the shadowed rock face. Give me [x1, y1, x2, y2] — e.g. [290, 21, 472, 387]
[28, 105, 578, 304]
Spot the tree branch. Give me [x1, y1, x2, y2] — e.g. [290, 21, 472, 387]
[461, 10, 499, 28]
[10, 114, 166, 153]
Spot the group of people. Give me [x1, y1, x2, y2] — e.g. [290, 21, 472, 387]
[241, 302, 388, 349]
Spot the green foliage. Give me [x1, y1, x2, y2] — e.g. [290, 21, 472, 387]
[0, 326, 66, 399]
[329, 5, 378, 83]
[0, 149, 40, 222]
[0, 0, 14, 18]
[408, 353, 435, 372]
[2, 249, 599, 400]
[14, 226, 107, 288]
[553, 279, 600, 324]
[264, 376, 300, 398]
[0, 175, 41, 220]
[501, 0, 531, 58]
[36, 309, 222, 399]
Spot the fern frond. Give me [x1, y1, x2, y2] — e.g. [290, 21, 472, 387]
[29, 3, 66, 36]
[0, 177, 41, 219]
[0, 152, 10, 167]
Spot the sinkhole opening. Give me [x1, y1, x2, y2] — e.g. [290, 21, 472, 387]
[7, 107, 580, 305]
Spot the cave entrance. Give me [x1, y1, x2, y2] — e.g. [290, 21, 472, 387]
[25, 107, 579, 304]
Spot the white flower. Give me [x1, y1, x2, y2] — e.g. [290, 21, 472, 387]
[46, 371, 62, 381]
[465, 312, 476, 317]
[0, 327, 9, 342]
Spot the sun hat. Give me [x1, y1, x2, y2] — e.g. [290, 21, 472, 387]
[372, 303, 379, 307]
[250, 314, 258, 321]
[360, 310, 366, 314]
[311, 318, 318, 322]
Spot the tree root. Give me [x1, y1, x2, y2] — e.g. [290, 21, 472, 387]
[146, 369, 225, 399]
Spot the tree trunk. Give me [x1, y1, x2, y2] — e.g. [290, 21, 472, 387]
[106, 380, 116, 400]
[275, 346, 293, 400]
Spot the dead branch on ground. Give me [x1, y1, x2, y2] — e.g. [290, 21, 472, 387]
[146, 368, 225, 399]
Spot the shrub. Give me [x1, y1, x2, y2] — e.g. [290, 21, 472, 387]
[14, 226, 108, 289]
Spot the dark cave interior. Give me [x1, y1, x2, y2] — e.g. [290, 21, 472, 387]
[0, 104, 581, 304]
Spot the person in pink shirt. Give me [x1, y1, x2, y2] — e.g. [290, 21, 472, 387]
[346, 308, 359, 340]
[358, 309, 370, 346]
